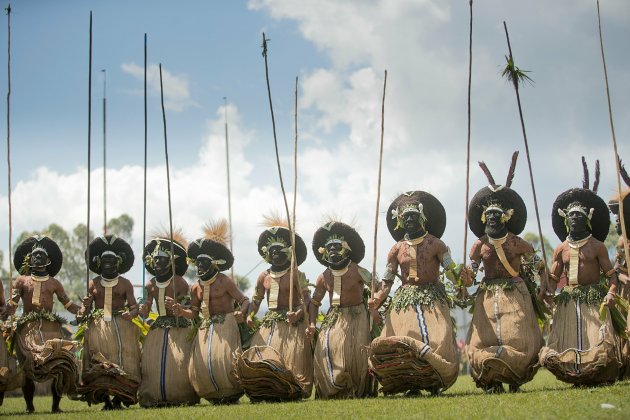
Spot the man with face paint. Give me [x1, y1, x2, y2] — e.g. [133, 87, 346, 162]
[77, 235, 141, 409]
[6, 235, 80, 413]
[464, 154, 545, 394]
[368, 191, 465, 396]
[180, 220, 249, 404]
[307, 220, 377, 399]
[540, 160, 622, 385]
[137, 232, 198, 407]
[235, 217, 312, 401]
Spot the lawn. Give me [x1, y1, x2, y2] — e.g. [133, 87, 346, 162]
[1, 371, 628, 419]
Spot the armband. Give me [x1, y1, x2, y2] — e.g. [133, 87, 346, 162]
[440, 248, 454, 270]
[605, 268, 616, 278]
[8, 299, 18, 307]
[382, 263, 396, 283]
[549, 273, 560, 282]
[238, 296, 249, 305]
[64, 301, 73, 309]
[311, 298, 322, 307]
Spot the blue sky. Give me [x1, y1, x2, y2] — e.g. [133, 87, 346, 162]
[0, 0, 629, 296]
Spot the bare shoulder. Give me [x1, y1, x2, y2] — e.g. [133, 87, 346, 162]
[118, 276, 134, 287]
[256, 270, 269, 283]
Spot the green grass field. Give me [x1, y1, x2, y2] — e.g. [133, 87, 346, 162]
[1, 371, 628, 419]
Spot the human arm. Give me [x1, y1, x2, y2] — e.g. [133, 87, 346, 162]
[226, 279, 249, 323]
[598, 242, 618, 306]
[122, 280, 139, 320]
[55, 280, 79, 314]
[247, 272, 267, 328]
[288, 271, 309, 324]
[177, 284, 200, 319]
[139, 286, 152, 317]
[368, 245, 398, 310]
[306, 274, 326, 339]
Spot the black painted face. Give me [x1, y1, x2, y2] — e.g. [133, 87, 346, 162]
[101, 254, 119, 278]
[29, 250, 49, 271]
[269, 244, 289, 267]
[403, 212, 422, 235]
[154, 255, 172, 277]
[326, 242, 348, 266]
[484, 209, 504, 228]
[568, 211, 589, 236]
[196, 256, 216, 278]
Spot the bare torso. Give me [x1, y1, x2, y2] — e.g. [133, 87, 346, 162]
[13, 275, 71, 313]
[190, 273, 246, 316]
[387, 234, 447, 285]
[86, 276, 136, 311]
[254, 269, 309, 311]
[144, 275, 190, 316]
[311, 261, 366, 307]
[470, 233, 533, 279]
[552, 236, 613, 285]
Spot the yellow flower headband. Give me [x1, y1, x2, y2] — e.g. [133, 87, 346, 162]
[481, 204, 514, 225]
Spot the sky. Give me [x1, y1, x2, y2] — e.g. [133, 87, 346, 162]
[0, 0, 628, 304]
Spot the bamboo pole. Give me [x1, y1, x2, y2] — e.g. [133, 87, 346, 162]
[158, 64, 178, 325]
[371, 70, 387, 300]
[5, 4, 13, 297]
[502, 22, 549, 293]
[86, 11, 93, 296]
[462, 0, 473, 299]
[142, 34, 148, 303]
[596, 1, 630, 273]
[223, 96, 235, 282]
[261, 33, 298, 312]
[291, 76, 300, 315]
[101, 69, 107, 235]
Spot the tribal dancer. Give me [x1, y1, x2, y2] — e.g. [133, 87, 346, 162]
[235, 217, 312, 401]
[607, 159, 630, 379]
[0, 278, 23, 405]
[182, 220, 248, 404]
[465, 153, 545, 393]
[78, 235, 141, 409]
[138, 232, 198, 407]
[369, 191, 463, 396]
[307, 220, 377, 399]
[540, 159, 622, 385]
[6, 235, 80, 413]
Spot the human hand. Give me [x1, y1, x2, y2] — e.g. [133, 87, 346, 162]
[138, 304, 149, 318]
[287, 311, 300, 324]
[246, 316, 256, 329]
[370, 308, 383, 325]
[604, 292, 616, 307]
[367, 298, 379, 311]
[234, 311, 244, 323]
[121, 311, 133, 320]
[305, 325, 316, 340]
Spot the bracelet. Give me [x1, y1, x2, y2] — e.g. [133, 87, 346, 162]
[8, 299, 18, 307]
[64, 301, 73, 309]
[605, 268, 616, 278]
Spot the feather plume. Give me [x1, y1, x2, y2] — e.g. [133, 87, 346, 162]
[581, 156, 589, 189]
[150, 226, 188, 248]
[619, 158, 630, 187]
[203, 219, 230, 245]
[592, 160, 600, 194]
[505, 151, 519, 188]
[478, 161, 496, 186]
[261, 211, 289, 228]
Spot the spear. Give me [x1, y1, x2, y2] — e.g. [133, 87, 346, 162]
[158, 64, 179, 326]
[501, 22, 549, 293]
[371, 70, 387, 303]
[462, 0, 473, 300]
[142, 34, 148, 303]
[5, 4, 13, 298]
[223, 96, 235, 282]
[102, 68, 107, 235]
[291, 76, 300, 315]
[86, 11, 93, 296]
[261, 33, 299, 313]
[595, 1, 630, 273]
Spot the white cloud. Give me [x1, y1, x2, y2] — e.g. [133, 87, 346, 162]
[121, 62, 198, 112]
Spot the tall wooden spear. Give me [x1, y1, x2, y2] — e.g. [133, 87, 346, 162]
[501, 22, 549, 293]
[261, 33, 299, 313]
[596, 0, 630, 271]
[142, 34, 148, 302]
[158, 63, 179, 326]
[290, 76, 299, 315]
[101, 68, 107, 234]
[461, 0, 473, 299]
[371, 70, 387, 303]
[223, 96, 235, 281]
[5, 4, 13, 298]
[86, 11, 93, 296]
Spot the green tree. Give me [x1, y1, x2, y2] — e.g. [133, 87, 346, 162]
[12, 214, 134, 312]
[523, 232, 555, 267]
[234, 274, 251, 292]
